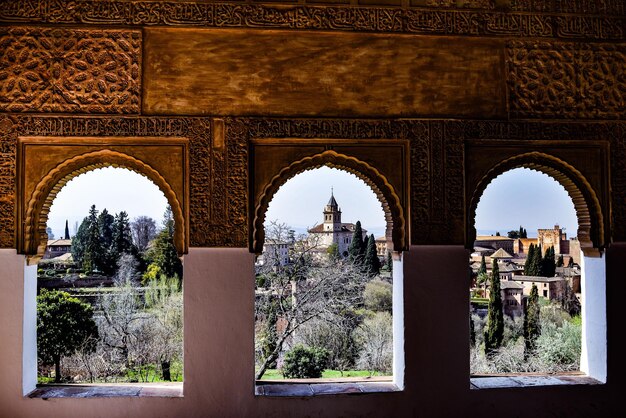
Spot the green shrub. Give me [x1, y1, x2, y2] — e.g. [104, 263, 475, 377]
[363, 279, 392, 313]
[281, 345, 329, 379]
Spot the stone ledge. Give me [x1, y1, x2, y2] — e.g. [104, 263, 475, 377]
[255, 380, 399, 397]
[470, 374, 602, 389]
[28, 383, 183, 399]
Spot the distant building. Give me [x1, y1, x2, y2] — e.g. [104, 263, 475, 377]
[375, 236, 388, 257]
[307, 191, 366, 256]
[537, 224, 568, 255]
[474, 236, 515, 254]
[500, 281, 524, 317]
[514, 276, 568, 301]
[257, 242, 290, 267]
[43, 239, 72, 260]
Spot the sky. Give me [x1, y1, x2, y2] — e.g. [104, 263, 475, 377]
[474, 167, 578, 238]
[47, 165, 579, 241]
[47, 167, 168, 239]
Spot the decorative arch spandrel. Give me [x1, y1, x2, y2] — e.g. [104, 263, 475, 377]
[17, 137, 189, 262]
[466, 150, 608, 257]
[249, 142, 410, 255]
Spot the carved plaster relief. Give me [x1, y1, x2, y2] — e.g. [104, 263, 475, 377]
[0, 1, 623, 40]
[0, 27, 141, 114]
[506, 41, 626, 119]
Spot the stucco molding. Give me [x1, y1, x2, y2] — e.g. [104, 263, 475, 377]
[0, 1, 624, 40]
[20, 148, 186, 261]
[467, 151, 605, 256]
[251, 149, 406, 255]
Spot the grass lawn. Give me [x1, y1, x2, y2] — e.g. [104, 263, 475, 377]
[258, 369, 389, 380]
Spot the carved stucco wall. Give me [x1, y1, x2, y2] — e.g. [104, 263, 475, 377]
[0, 1, 624, 252]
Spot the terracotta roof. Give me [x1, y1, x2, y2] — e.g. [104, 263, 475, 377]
[47, 239, 72, 246]
[501, 281, 524, 290]
[515, 276, 566, 282]
[476, 236, 514, 241]
[491, 248, 513, 258]
[308, 223, 363, 234]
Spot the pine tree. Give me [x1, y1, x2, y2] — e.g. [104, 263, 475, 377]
[98, 209, 116, 274]
[348, 221, 365, 263]
[523, 284, 541, 356]
[363, 233, 380, 276]
[111, 211, 136, 258]
[484, 259, 504, 355]
[82, 205, 104, 273]
[71, 217, 89, 266]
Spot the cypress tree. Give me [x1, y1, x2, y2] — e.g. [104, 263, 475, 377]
[363, 233, 380, 276]
[542, 246, 556, 277]
[479, 255, 487, 276]
[519, 225, 524, 239]
[568, 257, 574, 267]
[387, 251, 393, 272]
[470, 316, 476, 347]
[523, 284, 541, 356]
[64, 220, 70, 240]
[524, 244, 535, 275]
[484, 259, 504, 355]
[556, 254, 564, 267]
[530, 244, 542, 276]
[348, 221, 364, 263]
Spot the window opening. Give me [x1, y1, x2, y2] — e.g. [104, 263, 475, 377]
[471, 168, 584, 376]
[36, 167, 183, 386]
[255, 166, 399, 388]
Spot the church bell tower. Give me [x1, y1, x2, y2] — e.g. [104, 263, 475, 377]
[323, 189, 342, 231]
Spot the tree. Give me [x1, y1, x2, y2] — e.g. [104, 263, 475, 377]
[64, 219, 70, 240]
[507, 230, 520, 239]
[364, 279, 392, 312]
[348, 221, 365, 263]
[281, 345, 329, 379]
[326, 242, 339, 261]
[354, 311, 393, 374]
[98, 209, 116, 274]
[254, 221, 367, 379]
[363, 233, 380, 276]
[111, 211, 136, 259]
[484, 259, 504, 355]
[46, 226, 55, 240]
[470, 316, 476, 347]
[147, 227, 182, 283]
[542, 246, 556, 277]
[83, 205, 104, 273]
[556, 254, 564, 267]
[131, 216, 157, 253]
[531, 244, 543, 276]
[523, 284, 540, 356]
[479, 255, 487, 276]
[71, 217, 89, 266]
[568, 257, 574, 267]
[524, 244, 535, 276]
[387, 252, 393, 272]
[495, 231, 500, 236]
[37, 289, 98, 382]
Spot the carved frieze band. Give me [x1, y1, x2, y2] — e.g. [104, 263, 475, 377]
[0, 27, 141, 114]
[507, 41, 626, 119]
[0, 115, 625, 249]
[0, 1, 624, 40]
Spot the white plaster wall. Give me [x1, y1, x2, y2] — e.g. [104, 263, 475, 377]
[22, 262, 37, 396]
[0, 246, 620, 418]
[580, 251, 607, 382]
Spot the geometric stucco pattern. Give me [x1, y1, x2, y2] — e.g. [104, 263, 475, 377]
[0, 27, 140, 114]
[0, 116, 625, 248]
[0, 1, 624, 41]
[506, 41, 626, 119]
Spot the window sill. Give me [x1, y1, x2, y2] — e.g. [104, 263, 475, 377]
[28, 382, 183, 398]
[255, 377, 399, 397]
[470, 373, 602, 389]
